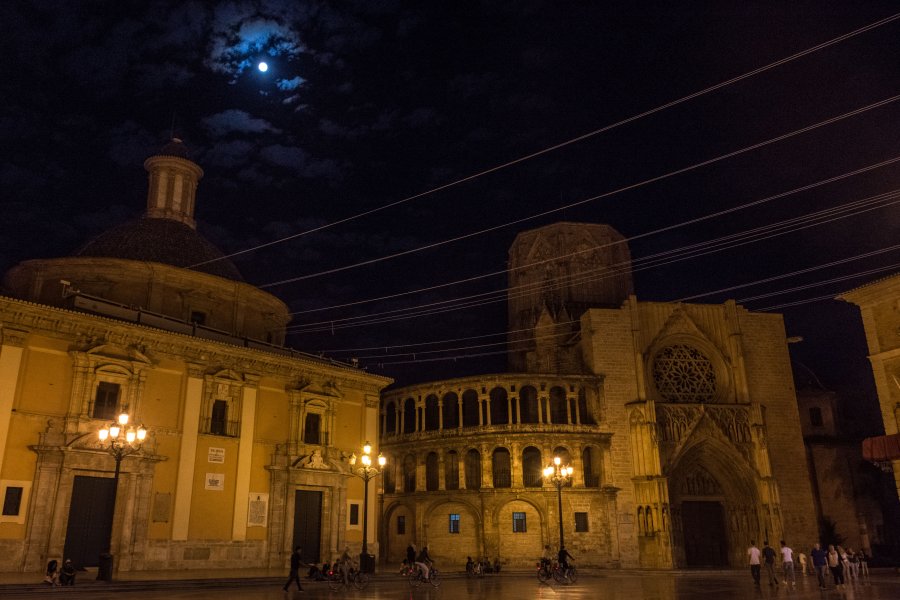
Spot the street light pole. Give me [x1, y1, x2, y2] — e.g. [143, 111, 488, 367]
[349, 441, 386, 573]
[97, 412, 146, 582]
[543, 456, 573, 550]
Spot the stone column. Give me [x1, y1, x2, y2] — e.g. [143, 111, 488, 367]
[458, 400, 463, 430]
[232, 375, 259, 540]
[481, 444, 493, 489]
[0, 328, 26, 476]
[172, 363, 205, 540]
[438, 454, 446, 491]
[512, 396, 519, 424]
[288, 390, 302, 455]
[438, 400, 444, 431]
[458, 451, 466, 490]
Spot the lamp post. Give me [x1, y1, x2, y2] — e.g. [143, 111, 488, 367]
[96, 412, 146, 581]
[349, 441, 386, 573]
[543, 456, 573, 550]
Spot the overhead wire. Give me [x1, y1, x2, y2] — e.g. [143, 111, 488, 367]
[262, 94, 900, 289]
[287, 188, 900, 333]
[190, 12, 900, 271]
[285, 154, 900, 317]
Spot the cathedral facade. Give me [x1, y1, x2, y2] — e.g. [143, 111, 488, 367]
[0, 141, 391, 574]
[379, 222, 818, 569]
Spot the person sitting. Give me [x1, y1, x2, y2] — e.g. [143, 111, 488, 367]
[493, 557, 502, 573]
[59, 559, 76, 586]
[44, 559, 59, 586]
[415, 545, 433, 580]
[465, 556, 475, 575]
[306, 562, 321, 579]
[541, 544, 553, 570]
[321, 562, 331, 579]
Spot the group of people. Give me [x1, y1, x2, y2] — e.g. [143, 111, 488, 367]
[748, 540, 869, 589]
[404, 543, 434, 580]
[284, 545, 360, 592]
[43, 559, 76, 586]
[465, 556, 502, 575]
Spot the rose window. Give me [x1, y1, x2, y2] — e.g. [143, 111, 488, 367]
[652, 344, 717, 403]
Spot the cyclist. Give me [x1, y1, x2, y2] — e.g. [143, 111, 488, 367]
[558, 545, 574, 574]
[415, 545, 433, 580]
[338, 546, 353, 585]
[541, 544, 553, 572]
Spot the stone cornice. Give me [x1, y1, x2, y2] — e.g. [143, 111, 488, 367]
[384, 372, 603, 399]
[0, 295, 392, 392]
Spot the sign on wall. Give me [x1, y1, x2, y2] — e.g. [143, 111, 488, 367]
[205, 473, 225, 491]
[208, 447, 225, 463]
[248, 493, 268, 527]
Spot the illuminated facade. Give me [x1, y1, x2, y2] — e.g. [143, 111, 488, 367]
[379, 222, 818, 569]
[0, 141, 391, 574]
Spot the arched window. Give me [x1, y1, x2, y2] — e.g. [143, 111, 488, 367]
[442, 392, 459, 429]
[383, 460, 396, 493]
[577, 388, 595, 424]
[403, 454, 417, 492]
[637, 507, 644, 535]
[462, 390, 480, 427]
[522, 446, 543, 487]
[519, 385, 539, 423]
[465, 449, 481, 490]
[550, 386, 567, 424]
[489, 387, 509, 425]
[582, 446, 601, 487]
[492, 448, 511, 488]
[385, 402, 397, 435]
[445, 450, 459, 490]
[425, 452, 439, 491]
[424, 394, 440, 431]
[403, 398, 416, 434]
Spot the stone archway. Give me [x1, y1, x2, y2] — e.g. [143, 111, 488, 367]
[382, 501, 416, 563]
[496, 499, 544, 567]
[667, 440, 761, 568]
[423, 500, 481, 566]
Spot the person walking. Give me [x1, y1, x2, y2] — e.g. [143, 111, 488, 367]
[797, 551, 808, 575]
[810, 543, 828, 589]
[747, 541, 761, 586]
[780, 540, 795, 586]
[761, 541, 779, 586]
[827, 544, 845, 588]
[283, 546, 304, 593]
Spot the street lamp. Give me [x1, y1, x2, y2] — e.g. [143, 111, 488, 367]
[349, 441, 386, 573]
[96, 412, 146, 581]
[543, 456, 574, 550]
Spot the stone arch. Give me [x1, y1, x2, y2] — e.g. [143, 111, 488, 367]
[403, 398, 416, 433]
[444, 449, 460, 490]
[385, 401, 397, 435]
[464, 448, 481, 490]
[462, 390, 479, 427]
[383, 500, 417, 563]
[489, 386, 509, 425]
[549, 386, 567, 423]
[442, 392, 459, 429]
[519, 385, 539, 423]
[423, 498, 482, 565]
[495, 498, 545, 567]
[492, 447, 511, 488]
[667, 437, 761, 568]
[582, 445, 601, 487]
[522, 446, 542, 487]
[424, 394, 439, 431]
[403, 454, 417, 492]
[425, 452, 439, 491]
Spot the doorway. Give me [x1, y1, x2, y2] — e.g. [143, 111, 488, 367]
[293, 490, 323, 564]
[681, 500, 727, 566]
[63, 476, 115, 567]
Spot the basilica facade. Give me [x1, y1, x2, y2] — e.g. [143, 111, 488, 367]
[0, 141, 391, 574]
[379, 222, 819, 569]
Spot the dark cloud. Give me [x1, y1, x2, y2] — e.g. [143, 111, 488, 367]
[202, 110, 282, 136]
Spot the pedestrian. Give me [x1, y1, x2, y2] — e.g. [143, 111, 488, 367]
[810, 543, 828, 588]
[44, 559, 59, 586]
[558, 545, 574, 572]
[747, 540, 761, 586]
[859, 550, 869, 577]
[282, 546, 304, 593]
[780, 540, 795, 586]
[406, 543, 416, 569]
[59, 559, 76, 586]
[847, 548, 859, 580]
[827, 544, 845, 588]
[762, 541, 779, 586]
[338, 546, 353, 585]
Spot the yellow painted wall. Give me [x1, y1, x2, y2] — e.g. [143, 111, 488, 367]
[147, 432, 184, 539]
[255, 386, 288, 441]
[189, 436, 240, 539]
[141, 370, 183, 429]
[17, 345, 71, 415]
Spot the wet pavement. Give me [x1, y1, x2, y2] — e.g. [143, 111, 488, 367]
[3, 570, 897, 599]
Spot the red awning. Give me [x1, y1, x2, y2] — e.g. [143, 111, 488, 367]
[862, 433, 900, 462]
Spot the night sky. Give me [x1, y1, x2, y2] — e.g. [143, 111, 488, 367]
[1, 2, 899, 431]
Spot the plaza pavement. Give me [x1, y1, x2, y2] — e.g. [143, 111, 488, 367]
[0, 567, 898, 599]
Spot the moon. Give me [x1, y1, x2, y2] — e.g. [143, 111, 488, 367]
[258, 62, 268, 72]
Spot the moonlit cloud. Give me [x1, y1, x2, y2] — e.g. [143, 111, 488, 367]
[277, 76, 305, 91]
[202, 109, 281, 136]
[206, 14, 305, 78]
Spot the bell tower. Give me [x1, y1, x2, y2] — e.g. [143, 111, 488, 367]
[143, 138, 203, 228]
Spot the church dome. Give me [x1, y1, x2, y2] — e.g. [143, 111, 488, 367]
[75, 218, 244, 281]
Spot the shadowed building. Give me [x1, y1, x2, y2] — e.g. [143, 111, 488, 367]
[379, 221, 818, 569]
[0, 140, 391, 574]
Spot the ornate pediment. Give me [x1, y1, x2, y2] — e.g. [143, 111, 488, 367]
[83, 341, 153, 367]
[648, 307, 708, 352]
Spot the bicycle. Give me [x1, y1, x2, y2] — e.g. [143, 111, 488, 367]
[327, 567, 370, 591]
[408, 564, 441, 588]
[536, 559, 553, 583]
[552, 563, 577, 584]
[467, 562, 484, 578]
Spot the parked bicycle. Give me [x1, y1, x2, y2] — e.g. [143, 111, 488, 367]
[326, 567, 370, 591]
[409, 564, 441, 587]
